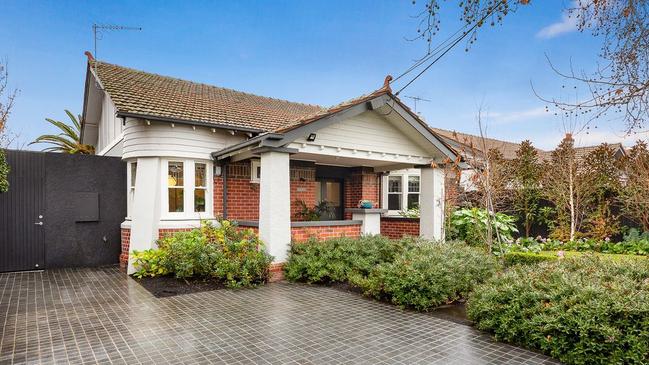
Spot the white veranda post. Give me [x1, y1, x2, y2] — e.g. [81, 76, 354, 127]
[258, 151, 292, 263]
[128, 157, 162, 274]
[419, 166, 445, 241]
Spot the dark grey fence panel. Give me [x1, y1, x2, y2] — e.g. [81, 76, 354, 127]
[0, 150, 45, 271]
[0, 150, 126, 272]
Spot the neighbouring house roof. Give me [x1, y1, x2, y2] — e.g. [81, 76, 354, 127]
[89, 60, 323, 132]
[429, 127, 627, 162]
[429, 127, 536, 160]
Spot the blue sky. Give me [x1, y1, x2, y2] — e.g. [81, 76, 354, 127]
[1, 0, 643, 150]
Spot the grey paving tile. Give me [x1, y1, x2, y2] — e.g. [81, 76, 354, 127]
[0, 267, 560, 364]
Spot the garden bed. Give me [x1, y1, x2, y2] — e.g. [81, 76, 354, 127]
[134, 275, 227, 298]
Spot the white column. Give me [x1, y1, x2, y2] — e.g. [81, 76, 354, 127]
[259, 151, 291, 262]
[419, 166, 445, 241]
[128, 157, 162, 274]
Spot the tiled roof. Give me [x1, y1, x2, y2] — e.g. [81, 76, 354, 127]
[429, 128, 538, 160]
[91, 61, 323, 132]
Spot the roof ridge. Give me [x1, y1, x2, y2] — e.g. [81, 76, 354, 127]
[92, 59, 325, 110]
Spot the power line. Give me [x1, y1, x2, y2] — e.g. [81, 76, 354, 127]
[392, 0, 505, 95]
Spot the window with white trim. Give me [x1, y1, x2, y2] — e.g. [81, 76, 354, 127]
[127, 161, 137, 217]
[168, 161, 184, 212]
[194, 163, 207, 212]
[162, 159, 213, 218]
[383, 169, 421, 215]
[251, 159, 261, 183]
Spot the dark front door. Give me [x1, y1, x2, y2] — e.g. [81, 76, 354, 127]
[315, 179, 343, 220]
[0, 151, 45, 272]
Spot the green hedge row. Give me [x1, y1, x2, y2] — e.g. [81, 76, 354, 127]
[285, 236, 500, 311]
[468, 256, 649, 364]
[504, 251, 647, 267]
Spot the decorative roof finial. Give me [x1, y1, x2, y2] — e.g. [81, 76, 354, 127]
[382, 75, 393, 93]
[84, 51, 95, 62]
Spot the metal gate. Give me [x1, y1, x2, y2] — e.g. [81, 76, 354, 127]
[0, 151, 45, 271]
[0, 150, 126, 272]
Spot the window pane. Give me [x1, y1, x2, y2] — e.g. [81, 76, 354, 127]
[195, 163, 206, 187]
[168, 188, 184, 212]
[315, 181, 322, 203]
[388, 176, 402, 192]
[408, 176, 420, 193]
[194, 189, 205, 212]
[168, 162, 184, 187]
[388, 194, 402, 210]
[325, 182, 341, 206]
[130, 162, 137, 188]
[407, 193, 419, 209]
[256, 166, 261, 179]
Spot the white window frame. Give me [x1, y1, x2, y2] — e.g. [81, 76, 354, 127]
[161, 159, 214, 220]
[126, 160, 137, 218]
[382, 169, 421, 216]
[250, 159, 261, 183]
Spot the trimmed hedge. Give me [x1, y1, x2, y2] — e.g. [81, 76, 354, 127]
[467, 256, 649, 364]
[285, 237, 500, 311]
[504, 251, 647, 267]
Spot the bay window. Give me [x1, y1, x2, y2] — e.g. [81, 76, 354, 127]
[163, 159, 213, 218]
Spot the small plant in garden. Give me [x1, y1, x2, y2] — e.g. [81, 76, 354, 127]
[132, 220, 273, 288]
[448, 207, 518, 250]
[398, 207, 420, 218]
[467, 256, 649, 365]
[294, 200, 335, 221]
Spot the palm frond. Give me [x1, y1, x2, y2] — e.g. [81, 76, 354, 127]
[32, 110, 93, 154]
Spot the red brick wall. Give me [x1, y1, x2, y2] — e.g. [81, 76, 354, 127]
[380, 217, 420, 239]
[120, 228, 130, 271]
[158, 228, 195, 239]
[344, 167, 380, 219]
[214, 161, 317, 221]
[291, 224, 361, 243]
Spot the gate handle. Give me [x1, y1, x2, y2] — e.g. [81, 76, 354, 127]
[34, 222, 43, 226]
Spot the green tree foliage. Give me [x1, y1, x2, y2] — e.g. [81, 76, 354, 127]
[581, 144, 623, 239]
[30, 110, 94, 154]
[542, 134, 586, 241]
[620, 141, 649, 231]
[511, 140, 542, 237]
[0, 149, 8, 193]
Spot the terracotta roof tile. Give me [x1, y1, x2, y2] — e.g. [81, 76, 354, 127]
[92, 61, 323, 132]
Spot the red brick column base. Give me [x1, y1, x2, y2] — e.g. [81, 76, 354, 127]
[120, 228, 131, 272]
[269, 262, 285, 282]
[380, 217, 420, 239]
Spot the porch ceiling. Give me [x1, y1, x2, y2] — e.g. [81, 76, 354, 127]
[289, 150, 420, 171]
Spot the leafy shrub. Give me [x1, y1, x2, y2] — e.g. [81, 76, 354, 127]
[132, 220, 273, 287]
[359, 242, 500, 310]
[448, 208, 518, 245]
[285, 237, 500, 311]
[0, 149, 9, 193]
[503, 251, 558, 266]
[131, 249, 168, 278]
[467, 256, 649, 364]
[284, 235, 413, 283]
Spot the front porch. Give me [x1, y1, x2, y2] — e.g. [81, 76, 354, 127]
[213, 149, 446, 265]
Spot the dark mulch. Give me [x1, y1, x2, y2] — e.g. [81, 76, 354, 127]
[133, 275, 227, 298]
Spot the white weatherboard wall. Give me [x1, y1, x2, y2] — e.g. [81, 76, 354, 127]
[97, 93, 121, 153]
[123, 119, 246, 160]
[419, 167, 445, 240]
[293, 111, 431, 158]
[128, 157, 162, 274]
[259, 151, 291, 262]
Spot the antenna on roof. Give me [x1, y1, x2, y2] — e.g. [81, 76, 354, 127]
[403, 95, 431, 113]
[92, 24, 142, 59]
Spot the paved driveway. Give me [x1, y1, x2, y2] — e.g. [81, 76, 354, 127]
[0, 267, 558, 364]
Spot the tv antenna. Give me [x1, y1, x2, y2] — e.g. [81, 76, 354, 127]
[404, 95, 431, 113]
[93, 24, 142, 59]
